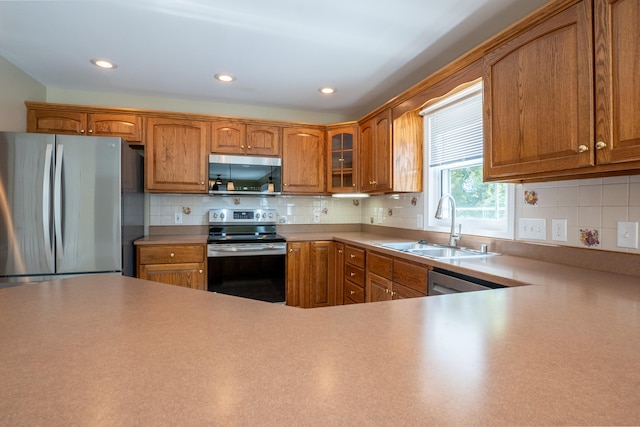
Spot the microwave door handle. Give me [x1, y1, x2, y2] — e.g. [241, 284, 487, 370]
[54, 143, 64, 263]
[42, 143, 54, 267]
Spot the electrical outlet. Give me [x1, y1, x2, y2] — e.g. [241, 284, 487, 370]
[313, 213, 320, 223]
[174, 212, 182, 224]
[518, 218, 546, 240]
[617, 221, 639, 249]
[552, 219, 567, 242]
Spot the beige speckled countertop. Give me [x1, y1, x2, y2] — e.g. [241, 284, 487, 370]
[1, 267, 640, 425]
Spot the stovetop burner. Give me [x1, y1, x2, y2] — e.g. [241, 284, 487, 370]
[207, 208, 283, 244]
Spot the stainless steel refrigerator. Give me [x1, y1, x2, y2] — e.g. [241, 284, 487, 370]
[0, 132, 144, 284]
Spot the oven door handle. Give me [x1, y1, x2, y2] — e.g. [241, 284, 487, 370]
[212, 245, 282, 252]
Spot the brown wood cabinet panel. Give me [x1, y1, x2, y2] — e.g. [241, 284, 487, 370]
[483, 1, 594, 180]
[344, 264, 365, 287]
[282, 127, 326, 193]
[393, 282, 426, 300]
[308, 241, 335, 308]
[136, 243, 207, 291]
[393, 259, 429, 294]
[89, 113, 143, 142]
[330, 242, 345, 305]
[359, 110, 392, 193]
[344, 280, 365, 304]
[286, 242, 307, 307]
[392, 110, 422, 192]
[366, 272, 393, 303]
[211, 121, 246, 154]
[145, 117, 209, 193]
[247, 124, 280, 156]
[138, 262, 205, 290]
[594, 0, 640, 167]
[138, 244, 205, 265]
[366, 252, 392, 280]
[28, 109, 87, 135]
[344, 245, 365, 268]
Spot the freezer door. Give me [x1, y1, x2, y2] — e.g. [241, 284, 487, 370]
[55, 135, 122, 274]
[0, 132, 56, 278]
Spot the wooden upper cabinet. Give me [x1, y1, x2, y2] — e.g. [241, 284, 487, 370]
[594, 0, 640, 168]
[392, 110, 422, 193]
[282, 127, 326, 193]
[211, 121, 280, 156]
[327, 125, 358, 194]
[145, 117, 209, 193]
[247, 124, 280, 156]
[483, 0, 594, 181]
[359, 110, 392, 193]
[27, 106, 143, 143]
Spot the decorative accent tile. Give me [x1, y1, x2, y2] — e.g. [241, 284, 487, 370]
[579, 228, 600, 248]
[524, 190, 538, 205]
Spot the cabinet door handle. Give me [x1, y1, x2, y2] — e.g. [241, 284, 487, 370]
[170, 253, 175, 257]
[88, 129, 93, 134]
[338, 250, 343, 253]
[241, 145, 245, 149]
[247, 145, 251, 149]
[289, 249, 293, 253]
[80, 129, 85, 134]
[199, 270, 203, 274]
[595, 141, 607, 150]
[578, 145, 589, 153]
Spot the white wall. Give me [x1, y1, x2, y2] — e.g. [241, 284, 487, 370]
[45, 87, 349, 124]
[0, 55, 46, 131]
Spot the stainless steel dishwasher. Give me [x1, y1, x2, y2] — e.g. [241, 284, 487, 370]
[428, 268, 505, 295]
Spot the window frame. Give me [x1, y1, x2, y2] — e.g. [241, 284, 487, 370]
[422, 81, 515, 240]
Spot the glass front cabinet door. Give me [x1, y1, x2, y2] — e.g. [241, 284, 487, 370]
[327, 126, 358, 194]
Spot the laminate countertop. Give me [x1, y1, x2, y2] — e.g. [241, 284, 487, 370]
[1, 264, 639, 425]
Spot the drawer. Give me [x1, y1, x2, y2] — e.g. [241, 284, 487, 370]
[367, 251, 392, 279]
[344, 280, 364, 303]
[138, 244, 205, 265]
[345, 246, 365, 268]
[393, 259, 428, 294]
[345, 264, 365, 286]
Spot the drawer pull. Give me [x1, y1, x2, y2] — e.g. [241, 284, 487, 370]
[350, 272, 356, 277]
[170, 253, 175, 257]
[350, 290, 355, 295]
[350, 254, 356, 259]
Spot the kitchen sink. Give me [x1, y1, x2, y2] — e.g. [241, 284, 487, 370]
[375, 241, 499, 260]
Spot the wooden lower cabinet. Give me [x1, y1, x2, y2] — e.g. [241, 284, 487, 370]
[136, 244, 207, 290]
[366, 250, 430, 302]
[286, 241, 339, 308]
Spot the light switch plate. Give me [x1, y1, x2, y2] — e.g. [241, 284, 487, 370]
[174, 212, 182, 224]
[518, 218, 546, 240]
[617, 221, 639, 249]
[552, 219, 568, 242]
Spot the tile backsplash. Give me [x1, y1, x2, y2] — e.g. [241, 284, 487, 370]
[149, 174, 640, 255]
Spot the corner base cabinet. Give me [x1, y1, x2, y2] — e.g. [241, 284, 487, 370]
[286, 241, 340, 308]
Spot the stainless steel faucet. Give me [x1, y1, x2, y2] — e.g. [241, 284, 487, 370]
[435, 194, 461, 247]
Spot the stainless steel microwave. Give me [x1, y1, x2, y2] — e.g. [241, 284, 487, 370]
[208, 154, 282, 195]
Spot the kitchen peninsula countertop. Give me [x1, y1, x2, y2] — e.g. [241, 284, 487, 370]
[1, 270, 639, 425]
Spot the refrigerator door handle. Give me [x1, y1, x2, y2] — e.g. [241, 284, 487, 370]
[43, 143, 54, 267]
[54, 143, 64, 262]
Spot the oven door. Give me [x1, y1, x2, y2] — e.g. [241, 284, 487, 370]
[207, 242, 286, 303]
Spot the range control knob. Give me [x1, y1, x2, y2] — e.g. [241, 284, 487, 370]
[220, 213, 225, 219]
[212, 213, 218, 219]
[268, 212, 273, 218]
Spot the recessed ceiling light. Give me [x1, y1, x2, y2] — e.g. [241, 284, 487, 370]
[319, 87, 336, 94]
[90, 58, 117, 69]
[215, 73, 236, 83]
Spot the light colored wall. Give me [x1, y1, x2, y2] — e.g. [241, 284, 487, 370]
[0, 55, 46, 131]
[45, 87, 349, 124]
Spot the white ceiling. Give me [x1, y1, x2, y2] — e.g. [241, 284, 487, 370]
[0, 0, 547, 120]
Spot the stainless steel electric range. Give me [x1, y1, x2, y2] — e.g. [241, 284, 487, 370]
[207, 208, 286, 303]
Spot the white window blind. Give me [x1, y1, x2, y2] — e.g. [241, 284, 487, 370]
[425, 90, 483, 167]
